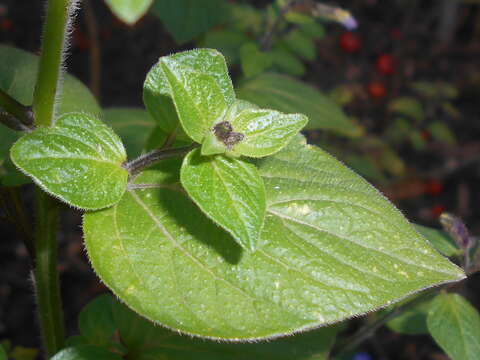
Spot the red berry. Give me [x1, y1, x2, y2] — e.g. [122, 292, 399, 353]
[431, 204, 446, 218]
[391, 28, 401, 40]
[367, 82, 386, 98]
[376, 54, 395, 75]
[425, 180, 443, 196]
[0, 18, 13, 31]
[420, 129, 431, 141]
[339, 32, 362, 53]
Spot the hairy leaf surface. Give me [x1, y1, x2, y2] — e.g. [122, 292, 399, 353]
[11, 113, 127, 210]
[181, 149, 266, 251]
[84, 136, 464, 340]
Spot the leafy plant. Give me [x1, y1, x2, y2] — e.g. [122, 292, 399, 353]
[1, 1, 479, 360]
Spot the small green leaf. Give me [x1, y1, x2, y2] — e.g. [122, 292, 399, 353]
[237, 73, 362, 137]
[104, 0, 153, 25]
[103, 108, 156, 158]
[84, 135, 464, 340]
[270, 47, 306, 76]
[181, 149, 266, 251]
[78, 295, 116, 346]
[427, 293, 480, 360]
[151, 0, 227, 44]
[50, 346, 122, 360]
[388, 97, 424, 122]
[386, 297, 434, 335]
[427, 121, 456, 145]
[282, 29, 316, 61]
[229, 101, 308, 158]
[240, 43, 273, 78]
[415, 224, 461, 257]
[0, 45, 100, 185]
[11, 113, 128, 210]
[143, 49, 235, 142]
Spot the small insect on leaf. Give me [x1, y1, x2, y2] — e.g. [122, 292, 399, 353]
[213, 121, 245, 149]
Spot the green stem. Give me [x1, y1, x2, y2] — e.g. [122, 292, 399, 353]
[34, 189, 64, 357]
[31, 0, 77, 356]
[0, 89, 34, 126]
[33, 0, 74, 127]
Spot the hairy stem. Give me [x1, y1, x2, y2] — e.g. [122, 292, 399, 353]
[124, 145, 197, 178]
[34, 189, 64, 357]
[33, 0, 76, 127]
[31, 0, 78, 356]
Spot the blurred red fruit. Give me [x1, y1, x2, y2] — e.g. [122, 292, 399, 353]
[391, 28, 401, 40]
[431, 204, 446, 218]
[376, 54, 395, 75]
[0, 18, 13, 31]
[339, 32, 362, 53]
[425, 180, 443, 196]
[367, 82, 386, 98]
[420, 129, 431, 141]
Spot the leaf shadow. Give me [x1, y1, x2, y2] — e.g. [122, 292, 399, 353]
[158, 186, 244, 266]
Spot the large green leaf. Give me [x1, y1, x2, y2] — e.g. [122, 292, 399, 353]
[143, 49, 235, 142]
[11, 113, 128, 210]
[84, 136, 463, 340]
[0, 45, 100, 185]
[103, 108, 156, 159]
[104, 0, 153, 25]
[427, 293, 480, 360]
[181, 149, 266, 251]
[237, 73, 361, 137]
[51, 346, 122, 360]
[151, 0, 228, 44]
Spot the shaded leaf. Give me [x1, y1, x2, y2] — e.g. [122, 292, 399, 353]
[386, 296, 434, 335]
[84, 135, 463, 340]
[151, 0, 227, 44]
[282, 30, 316, 61]
[388, 97, 424, 122]
[181, 149, 266, 251]
[78, 294, 116, 346]
[103, 108, 156, 158]
[11, 113, 128, 210]
[427, 293, 480, 360]
[237, 73, 361, 136]
[201, 30, 250, 64]
[240, 43, 273, 78]
[0, 45, 100, 185]
[415, 224, 461, 258]
[270, 47, 306, 76]
[50, 346, 122, 360]
[104, 0, 153, 25]
[0, 345, 6, 360]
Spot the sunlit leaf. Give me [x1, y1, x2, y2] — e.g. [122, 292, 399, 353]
[11, 113, 128, 210]
[84, 136, 463, 340]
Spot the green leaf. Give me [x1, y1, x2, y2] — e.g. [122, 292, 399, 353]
[240, 43, 273, 78]
[11, 113, 128, 210]
[151, 0, 227, 44]
[282, 29, 316, 61]
[8, 347, 38, 360]
[181, 149, 266, 251]
[427, 121, 456, 145]
[386, 296, 434, 335]
[78, 294, 116, 346]
[201, 30, 250, 64]
[237, 73, 362, 137]
[388, 97, 424, 122]
[270, 47, 306, 76]
[143, 49, 235, 143]
[112, 294, 337, 359]
[0, 344, 6, 360]
[84, 135, 463, 340]
[104, 0, 153, 25]
[103, 108, 156, 158]
[427, 293, 480, 360]
[229, 101, 308, 158]
[415, 224, 460, 257]
[0, 45, 100, 185]
[50, 346, 122, 360]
